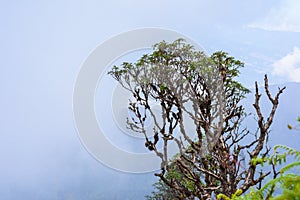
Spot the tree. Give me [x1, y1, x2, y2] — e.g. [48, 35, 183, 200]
[108, 39, 286, 199]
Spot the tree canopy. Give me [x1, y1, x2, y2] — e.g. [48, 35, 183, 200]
[108, 39, 287, 199]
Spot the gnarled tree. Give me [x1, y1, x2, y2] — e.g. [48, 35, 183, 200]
[108, 39, 285, 199]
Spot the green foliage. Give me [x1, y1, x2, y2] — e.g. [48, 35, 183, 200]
[234, 145, 300, 200]
[215, 119, 300, 200]
[217, 193, 231, 200]
[108, 39, 250, 100]
[238, 174, 300, 200]
[210, 51, 250, 96]
[217, 189, 243, 200]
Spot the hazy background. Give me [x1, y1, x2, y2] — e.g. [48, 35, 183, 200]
[0, 1, 300, 199]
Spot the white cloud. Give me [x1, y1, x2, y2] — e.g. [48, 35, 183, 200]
[248, 0, 300, 32]
[272, 47, 300, 82]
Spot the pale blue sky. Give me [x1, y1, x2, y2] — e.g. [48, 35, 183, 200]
[0, 0, 300, 199]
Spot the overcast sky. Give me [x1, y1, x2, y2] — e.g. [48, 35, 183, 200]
[0, 0, 300, 199]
